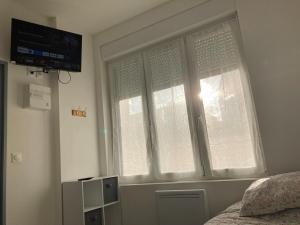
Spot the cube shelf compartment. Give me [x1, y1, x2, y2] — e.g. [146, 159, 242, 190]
[63, 176, 119, 225]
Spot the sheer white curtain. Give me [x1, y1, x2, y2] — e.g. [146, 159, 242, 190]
[108, 17, 266, 183]
[186, 18, 266, 178]
[143, 39, 201, 181]
[108, 54, 152, 183]
[109, 40, 201, 183]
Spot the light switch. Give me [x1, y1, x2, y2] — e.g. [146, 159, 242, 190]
[11, 152, 23, 163]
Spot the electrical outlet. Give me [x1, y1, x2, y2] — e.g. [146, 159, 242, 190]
[11, 152, 23, 163]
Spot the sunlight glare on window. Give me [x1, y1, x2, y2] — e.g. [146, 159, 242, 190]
[200, 70, 257, 170]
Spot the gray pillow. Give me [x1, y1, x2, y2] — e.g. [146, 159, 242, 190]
[240, 171, 300, 216]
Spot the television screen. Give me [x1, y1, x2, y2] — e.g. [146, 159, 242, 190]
[10, 18, 82, 72]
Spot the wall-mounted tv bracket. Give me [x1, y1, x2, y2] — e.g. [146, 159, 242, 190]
[26, 66, 58, 79]
[28, 67, 56, 74]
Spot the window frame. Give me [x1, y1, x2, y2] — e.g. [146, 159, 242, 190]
[184, 17, 266, 179]
[108, 53, 154, 183]
[142, 38, 203, 181]
[107, 15, 266, 183]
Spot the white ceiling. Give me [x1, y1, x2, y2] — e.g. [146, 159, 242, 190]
[12, 0, 172, 34]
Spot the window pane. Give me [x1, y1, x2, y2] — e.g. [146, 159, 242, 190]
[154, 85, 195, 173]
[144, 40, 196, 174]
[119, 96, 149, 176]
[200, 69, 256, 170]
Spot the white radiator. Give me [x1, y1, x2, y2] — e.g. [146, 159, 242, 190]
[155, 189, 209, 225]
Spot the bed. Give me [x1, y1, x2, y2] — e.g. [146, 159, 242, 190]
[206, 201, 300, 225]
[205, 171, 300, 225]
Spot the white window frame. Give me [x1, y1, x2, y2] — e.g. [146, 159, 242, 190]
[107, 16, 266, 184]
[184, 18, 266, 179]
[142, 39, 203, 182]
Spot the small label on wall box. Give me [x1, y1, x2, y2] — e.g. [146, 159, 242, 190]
[72, 109, 87, 117]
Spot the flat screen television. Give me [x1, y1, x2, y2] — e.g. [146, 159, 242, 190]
[10, 18, 82, 72]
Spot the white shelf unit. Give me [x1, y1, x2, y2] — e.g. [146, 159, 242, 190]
[63, 176, 119, 225]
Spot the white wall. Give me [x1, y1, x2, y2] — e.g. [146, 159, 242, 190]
[237, 0, 300, 175]
[0, 1, 59, 225]
[0, 1, 101, 225]
[93, 0, 300, 225]
[1, 0, 299, 224]
[106, 179, 254, 225]
[120, 179, 252, 225]
[54, 28, 100, 182]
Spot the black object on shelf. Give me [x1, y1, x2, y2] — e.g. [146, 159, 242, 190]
[103, 177, 118, 205]
[78, 177, 94, 181]
[85, 209, 102, 225]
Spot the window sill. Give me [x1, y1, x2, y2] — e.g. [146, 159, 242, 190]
[120, 177, 258, 187]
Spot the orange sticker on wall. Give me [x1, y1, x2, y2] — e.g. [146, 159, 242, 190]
[72, 109, 87, 117]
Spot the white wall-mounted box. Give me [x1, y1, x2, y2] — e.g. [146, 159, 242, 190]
[24, 84, 51, 110]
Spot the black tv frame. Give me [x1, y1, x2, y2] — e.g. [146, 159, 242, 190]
[10, 18, 82, 72]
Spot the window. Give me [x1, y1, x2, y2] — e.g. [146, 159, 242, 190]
[109, 55, 149, 177]
[143, 40, 197, 175]
[153, 85, 195, 174]
[119, 96, 148, 176]
[186, 19, 265, 177]
[108, 17, 265, 183]
[199, 71, 256, 170]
